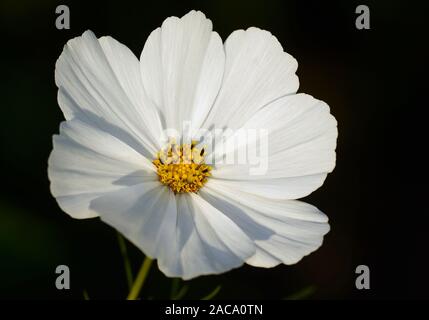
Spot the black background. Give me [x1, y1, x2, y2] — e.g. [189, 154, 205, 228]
[0, 0, 427, 299]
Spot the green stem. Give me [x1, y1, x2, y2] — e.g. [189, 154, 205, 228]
[201, 285, 221, 300]
[127, 257, 153, 300]
[83, 289, 90, 300]
[116, 232, 133, 290]
[285, 285, 316, 300]
[170, 278, 181, 299]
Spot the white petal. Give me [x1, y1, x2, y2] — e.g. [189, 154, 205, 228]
[200, 180, 330, 267]
[206, 176, 327, 200]
[171, 194, 255, 279]
[140, 11, 225, 131]
[98, 36, 164, 147]
[48, 119, 156, 219]
[210, 93, 338, 199]
[90, 188, 255, 280]
[55, 30, 161, 157]
[90, 182, 179, 262]
[202, 27, 299, 130]
[205, 180, 328, 223]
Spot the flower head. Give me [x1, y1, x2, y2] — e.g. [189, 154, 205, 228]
[48, 10, 337, 279]
[153, 140, 212, 193]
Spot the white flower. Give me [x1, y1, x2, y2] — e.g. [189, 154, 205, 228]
[48, 10, 337, 280]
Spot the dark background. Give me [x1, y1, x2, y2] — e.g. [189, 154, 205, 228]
[0, 0, 427, 299]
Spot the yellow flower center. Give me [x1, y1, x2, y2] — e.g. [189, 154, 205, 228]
[153, 141, 211, 194]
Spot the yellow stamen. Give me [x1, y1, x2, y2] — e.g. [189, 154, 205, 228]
[153, 140, 211, 194]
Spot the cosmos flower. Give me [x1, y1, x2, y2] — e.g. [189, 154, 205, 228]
[48, 10, 337, 280]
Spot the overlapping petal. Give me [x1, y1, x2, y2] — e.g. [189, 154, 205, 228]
[202, 27, 299, 130]
[140, 10, 225, 132]
[56, 31, 162, 157]
[48, 119, 157, 219]
[210, 93, 337, 199]
[201, 179, 329, 267]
